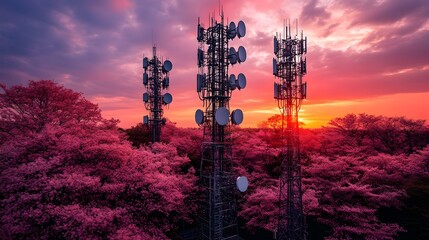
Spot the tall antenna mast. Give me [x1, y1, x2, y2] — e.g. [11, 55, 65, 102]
[273, 21, 308, 240]
[142, 46, 173, 143]
[196, 10, 249, 240]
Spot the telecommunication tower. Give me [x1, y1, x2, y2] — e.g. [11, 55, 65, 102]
[273, 22, 307, 240]
[142, 46, 173, 143]
[195, 11, 249, 240]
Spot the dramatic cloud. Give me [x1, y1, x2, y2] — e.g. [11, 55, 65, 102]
[1, 0, 428, 128]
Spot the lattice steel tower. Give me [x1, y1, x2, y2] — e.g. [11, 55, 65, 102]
[195, 12, 248, 240]
[273, 23, 307, 240]
[142, 46, 173, 143]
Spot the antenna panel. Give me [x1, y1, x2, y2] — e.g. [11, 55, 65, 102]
[237, 21, 246, 38]
[143, 57, 149, 69]
[197, 74, 203, 92]
[143, 115, 148, 125]
[236, 176, 248, 192]
[273, 58, 278, 76]
[197, 25, 204, 41]
[301, 59, 307, 74]
[215, 107, 229, 126]
[231, 109, 244, 125]
[143, 92, 149, 102]
[274, 82, 280, 98]
[143, 72, 148, 85]
[301, 82, 307, 99]
[274, 36, 279, 54]
[162, 93, 173, 104]
[198, 49, 204, 66]
[237, 46, 247, 63]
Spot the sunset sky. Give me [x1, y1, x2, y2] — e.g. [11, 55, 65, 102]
[1, 0, 428, 128]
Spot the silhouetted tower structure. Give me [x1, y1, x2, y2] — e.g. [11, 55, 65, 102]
[273, 22, 307, 240]
[142, 46, 173, 143]
[195, 11, 249, 240]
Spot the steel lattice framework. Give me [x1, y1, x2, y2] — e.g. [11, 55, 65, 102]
[142, 46, 172, 143]
[273, 24, 307, 240]
[196, 12, 247, 240]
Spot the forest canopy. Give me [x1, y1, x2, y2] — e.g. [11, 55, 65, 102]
[1, 81, 428, 239]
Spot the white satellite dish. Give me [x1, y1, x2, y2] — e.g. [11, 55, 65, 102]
[195, 109, 204, 125]
[215, 107, 229, 126]
[274, 36, 279, 54]
[162, 60, 173, 72]
[237, 20, 246, 38]
[236, 176, 248, 192]
[273, 58, 278, 76]
[163, 93, 173, 104]
[228, 21, 237, 39]
[143, 115, 149, 125]
[143, 92, 149, 102]
[237, 73, 246, 90]
[143, 57, 149, 69]
[143, 72, 148, 85]
[229, 47, 237, 64]
[237, 46, 246, 63]
[231, 109, 244, 125]
[229, 74, 237, 90]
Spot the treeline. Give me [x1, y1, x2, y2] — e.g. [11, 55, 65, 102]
[1, 81, 428, 239]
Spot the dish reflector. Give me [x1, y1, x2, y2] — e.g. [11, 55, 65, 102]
[274, 36, 279, 54]
[236, 176, 248, 192]
[143, 115, 148, 125]
[162, 60, 173, 72]
[237, 21, 246, 38]
[228, 21, 237, 39]
[237, 73, 246, 90]
[143, 92, 149, 102]
[143, 57, 149, 69]
[237, 46, 246, 63]
[163, 93, 173, 104]
[143, 73, 148, 85]
[229, 74, 237, 90]
[231, 109, 244, 125]
[229, 47, 237, 64]
[195, 109, 204, 125]
[273, 58, 278, 76]
[215, 107, 229, 126]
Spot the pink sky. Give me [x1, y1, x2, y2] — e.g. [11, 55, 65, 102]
[1, 0, 429, 128]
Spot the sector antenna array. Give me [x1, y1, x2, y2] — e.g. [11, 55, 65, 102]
[142, 46, 173, 143]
